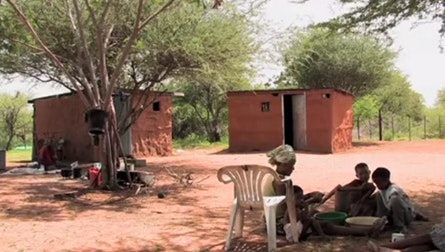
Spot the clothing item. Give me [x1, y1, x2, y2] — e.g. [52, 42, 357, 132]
[263, 175, 286, 220]
[284, 221, 303, 243]
[375, 185, 414, 230]
[378, 183, 415, 216]
[431, 220, 445, 250]
[266, 144, 296, 165]
[39, 145, 56, 167]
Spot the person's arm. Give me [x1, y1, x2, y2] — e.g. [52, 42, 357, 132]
[304, 192, 324, 205]
[272, 178, 287, 196]
[341, 180, 364, 191]
[358, 183, 376, 202]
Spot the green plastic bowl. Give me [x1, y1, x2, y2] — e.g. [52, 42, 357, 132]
[314, 211, 348, 225]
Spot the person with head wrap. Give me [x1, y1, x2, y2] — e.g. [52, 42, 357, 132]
[262, 144, 324, 237]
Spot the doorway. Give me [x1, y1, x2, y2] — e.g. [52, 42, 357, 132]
[283, 94, 307, 150]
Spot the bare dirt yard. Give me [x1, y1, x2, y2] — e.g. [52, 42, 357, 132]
[1, 140, 445, 252]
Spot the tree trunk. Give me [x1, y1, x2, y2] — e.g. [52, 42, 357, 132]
[98, 103, 120, 189]
[207, 118, 221, 143]
[5, 134, 14, 151]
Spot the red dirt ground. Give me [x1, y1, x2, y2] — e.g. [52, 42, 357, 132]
[1, 140, 445, 252]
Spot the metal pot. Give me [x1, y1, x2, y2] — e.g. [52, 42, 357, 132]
[61, 168, 72, 178]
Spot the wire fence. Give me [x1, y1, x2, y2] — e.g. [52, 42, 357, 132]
[353, 114, 445, 141]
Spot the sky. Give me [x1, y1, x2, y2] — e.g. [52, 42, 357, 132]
[255, 0, 445, 107]
[1, 0, 445, 107]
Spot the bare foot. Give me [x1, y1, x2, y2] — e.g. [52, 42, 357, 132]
[367, 241, 400, 252]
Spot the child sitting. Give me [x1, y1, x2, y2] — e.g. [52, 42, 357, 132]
[320, 162, 376, 216]
[371, 167, 427, 233]
[283, 185, 387, 242]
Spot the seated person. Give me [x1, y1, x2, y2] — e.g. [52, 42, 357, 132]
[372, 167, 416, 233]
[368, 219, 445, 252]
[262, 144, 298, 235]
[38, 144, 57, 171]
[262, 145, 324, 236]
[321, 162, 376, 216]
[283, 186, 387, 242]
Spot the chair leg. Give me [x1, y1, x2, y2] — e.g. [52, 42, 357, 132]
[224, 199, 239, 251]
[264, 205, 278, 252]
[234, 208, 244, 238]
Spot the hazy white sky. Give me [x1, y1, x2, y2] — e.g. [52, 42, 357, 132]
[1, 0, 444, 107]
[257, 0, 445, 107]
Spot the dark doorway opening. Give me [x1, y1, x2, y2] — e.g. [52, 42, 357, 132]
[283, 95, 294, 148]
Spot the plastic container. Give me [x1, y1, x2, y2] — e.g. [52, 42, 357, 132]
[73, 167, 82, 179]
[345, 216, 380, 228]
[334, 189, 361, 213]
[391, 233, 405, 242]
[314, 211, 348, 225]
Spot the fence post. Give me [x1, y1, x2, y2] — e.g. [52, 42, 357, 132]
[408, 116, 411, 141]
[378, 109, 383, 141]
[357, 117, 361, 140]
[424, 115, 427, 139]
[440, 116, 442, 139]
[391, 115, 395, 138]
[369, 120, 372, 139]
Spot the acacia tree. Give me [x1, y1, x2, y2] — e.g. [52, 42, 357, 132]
[372, 71, 424, 140]
[0, 92, 32, 150]
[353, 95, 379, 140]
[278, 28, 396, 97]
[316, 0, 445, 38]
[0, 0, 229, 188]
[435, 88, 445, 108]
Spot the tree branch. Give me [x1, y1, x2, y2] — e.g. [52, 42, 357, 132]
[6, 0, 92, 107]
[72, 0, 100, 105]
[105, 0, 176, 107]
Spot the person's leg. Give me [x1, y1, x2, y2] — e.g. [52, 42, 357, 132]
[388, 196, 413, 231]
[368, 234, 436, 252]
[368, 242, 436, 252]
[304, 191, 324, 204]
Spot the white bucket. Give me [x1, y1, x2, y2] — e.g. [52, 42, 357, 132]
[391, 233, 405, 242]
[127, 163, 135, 171]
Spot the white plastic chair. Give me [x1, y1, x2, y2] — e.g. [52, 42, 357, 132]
[217, 165, 299, 252]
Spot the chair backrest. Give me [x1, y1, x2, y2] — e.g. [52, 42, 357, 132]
[217, 165, 282, 210]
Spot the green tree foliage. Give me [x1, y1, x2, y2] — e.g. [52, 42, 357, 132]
[354, 95, 379, 122]
[279, 28, 396, 97]
[168, 4, 258, 143]
[317, 0, 445, 37]
[0, 0, 255, 186]
[0, 92, 32, 150]
[435, 88, 445, 108]
[373, 72, 424, 120]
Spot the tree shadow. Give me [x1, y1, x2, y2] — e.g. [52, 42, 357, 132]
[3, 159, 444, 252]
[209, 149, 331, 156]
[352, 141, 381, 147]
[0, 164, 215, 223]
